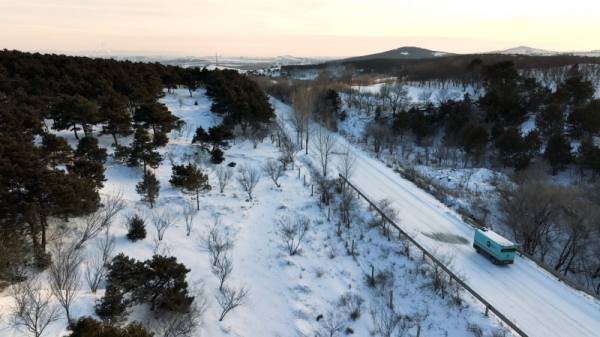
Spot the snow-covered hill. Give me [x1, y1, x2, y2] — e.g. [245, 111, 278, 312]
[497, 46, 558, 56]
[0, 89, 513, 337]
[495, 46, 600, 57]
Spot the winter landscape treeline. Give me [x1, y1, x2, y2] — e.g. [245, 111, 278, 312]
[1, 47, 599, 337]
[0, 46, 272, 309]
[257, 58, 600, 295]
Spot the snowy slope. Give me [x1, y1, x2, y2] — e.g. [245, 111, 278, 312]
[497, 46, 557, 56]
[273, 99, 600, 337]
[0, 89, 513, 337]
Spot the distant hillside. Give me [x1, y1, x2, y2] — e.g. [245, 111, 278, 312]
[283, 52, 600, 82]
[343, 46, 451, 62]
[497, 46, 557, 56]
[495, 46, 600, 57]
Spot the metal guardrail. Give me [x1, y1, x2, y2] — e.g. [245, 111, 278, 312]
[339, 173, 529, 337]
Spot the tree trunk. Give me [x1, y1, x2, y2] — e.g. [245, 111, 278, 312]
[196, 189, 200, 211]
[305, 131, 309, 155]
[40, 214, 48, 253]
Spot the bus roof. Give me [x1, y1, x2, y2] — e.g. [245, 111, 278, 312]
[478, 228, 516, 247]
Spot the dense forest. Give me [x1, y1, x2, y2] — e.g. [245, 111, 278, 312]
[0, 50, 273, 283]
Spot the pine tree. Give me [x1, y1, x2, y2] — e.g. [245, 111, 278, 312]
[138, 255, 193, 312]
[577, 138, 600, 177]
[99, 93, 132, 146]
[169, 163, 211, 210]
[545, 133, 572, 174]
[136, 170, 160, 208]
[568, 100, 600, 139]
[68, 317, 153, 337]
[536, 103, 565, 139]
[51, 95, 100, 139]
[70, 136, 107, 189]
[94, 285, 127, 323]
[133, 101, 180, 135]
[555, 66, 595, 107]
[210, 148, 225, 164]
[41, 134, 72, 167]
[192, 126, 209, 145]
[126, 215, 147, 241]
[69, 159, 106, 189]
[128, 127, 162, 171]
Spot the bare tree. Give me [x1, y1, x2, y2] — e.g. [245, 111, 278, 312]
[337, 189, 356, 228]
[76, 192, 125, 248]
[216, 285, 249, 321]
[182, 201, 197, 236]
[313, 126, 337, 177]
[364, 121, 391, 156]
[370, 303, 402, 337]
[85, 230, 115, 293]
[373, 199, 398, 239]
[152, 209, 177, 241]
[211, 253, 233, 291]
[387, 81, 408, 116]
[379, 84, 393, 113]
[263, 159, 284, 188]
[215, 166, 233, 193]
[237, 165, 261, 201]
[499, 181, 560, 257]
[203, 218, 234, 267]
[337, 145, 356, 181]
[277, 215, 310, 256]
[554, 193, 598, 275]
[278, 130, 297, 170]
[317, 310, 346, 337]
[291, 86, 314, 151]
[10, 276, 61, 337]
[48, 240, 81, 323]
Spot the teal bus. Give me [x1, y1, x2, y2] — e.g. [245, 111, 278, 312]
[473, 228, 517, 265]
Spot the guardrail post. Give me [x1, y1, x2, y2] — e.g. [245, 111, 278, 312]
[485, 306, 489, 317]
[416, 325, 421, 337]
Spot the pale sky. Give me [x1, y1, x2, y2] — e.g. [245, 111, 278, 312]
[1, 0, 599, 57]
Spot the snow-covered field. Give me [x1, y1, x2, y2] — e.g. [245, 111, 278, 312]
[0, 89, 517, 337]
[279, 80, 600, 336]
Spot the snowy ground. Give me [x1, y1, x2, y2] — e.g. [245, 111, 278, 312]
[0, 89, 514, 337]
[274, 84, 600, 337]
